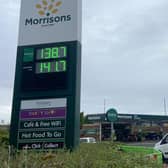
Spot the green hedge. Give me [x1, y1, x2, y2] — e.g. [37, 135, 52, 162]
[0, 129, 9, 146]
[0, 142, 162, 168]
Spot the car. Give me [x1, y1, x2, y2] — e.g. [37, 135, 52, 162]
[154, 133, 168, 163]
[145, 132, 160, 140]
[80, 137, 96, 143]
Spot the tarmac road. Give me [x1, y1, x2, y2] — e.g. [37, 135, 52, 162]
[125, 140, 159, 147]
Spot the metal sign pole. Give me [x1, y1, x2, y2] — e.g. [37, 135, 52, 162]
[111, 122, 114, 142]
[99, 122, 102, 142]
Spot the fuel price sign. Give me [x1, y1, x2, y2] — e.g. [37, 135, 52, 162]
[21, 43, 71, 91]
[10, 0, 81, 151]
[36, 46, 67, 73]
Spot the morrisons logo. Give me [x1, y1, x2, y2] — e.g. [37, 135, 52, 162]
[25, 15, 71, 26]
[25, 0, 71, 26]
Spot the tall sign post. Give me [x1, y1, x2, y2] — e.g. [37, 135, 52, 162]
[10, 0, 81, 150]
[106, 108, 118, 142]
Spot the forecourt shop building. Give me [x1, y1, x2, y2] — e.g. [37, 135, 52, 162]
[81, 113, 168, 142]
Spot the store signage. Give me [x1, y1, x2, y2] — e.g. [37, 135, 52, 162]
[10, 0, 81, 151]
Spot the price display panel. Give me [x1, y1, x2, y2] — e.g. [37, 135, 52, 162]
[21, 44, 69, 91]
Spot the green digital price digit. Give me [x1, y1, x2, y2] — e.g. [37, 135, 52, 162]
[51, 47, 59, 58]
[40, 62, 51, 73]
[60, 60, 66, 71]
[39, 46, 67, 60]
[42, 48, 51, 59]
[60, 46, 67, 57]
[51, 46, 67, 58]
[55, 60, 66, 72]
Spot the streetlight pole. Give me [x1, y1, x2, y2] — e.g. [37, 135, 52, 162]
[104, 99, 106, 114]
[164, 97, 167, 115]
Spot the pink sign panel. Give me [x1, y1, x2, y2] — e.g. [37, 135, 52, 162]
[20, 107, 66, 119]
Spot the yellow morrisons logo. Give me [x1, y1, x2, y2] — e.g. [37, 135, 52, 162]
[25, 0, 71, 26]
[36, 0, 62, 16]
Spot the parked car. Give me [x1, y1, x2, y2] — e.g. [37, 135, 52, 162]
[145, 132, 161, 140]
[154, 133, 168, 163]
[80, 137, 96, 143]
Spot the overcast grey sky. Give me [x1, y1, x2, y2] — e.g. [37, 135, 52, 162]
[1, 0, 168, 122]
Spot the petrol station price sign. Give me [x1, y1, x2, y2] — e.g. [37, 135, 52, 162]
[21, 43, 70, 91]
[10, 0, 81, 150]
[35, 46, 67, 73]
